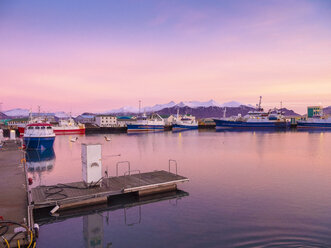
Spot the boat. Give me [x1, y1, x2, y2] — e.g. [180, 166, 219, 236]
[172, 110, 198, 131]
[52, 118, 85, 135]
[213, 96, 290, 129]
[18, 111, 49, 136]
[297, 117, 331, 129]
[23, 123, 55, 150]
[19, 116, 85, 136]
[127, 113, 165, 132]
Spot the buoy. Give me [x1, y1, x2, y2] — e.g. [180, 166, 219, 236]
[28, 177, 33, 185]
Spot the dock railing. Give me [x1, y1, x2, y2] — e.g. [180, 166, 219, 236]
[116, 161, 131, 176]
[168, 159, 178, 175]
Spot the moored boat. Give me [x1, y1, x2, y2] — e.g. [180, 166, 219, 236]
[297, 117, 331, 129]
[23, 123, 55, 150]
[127, 113, 165, 132]
[213, 97, 290, 129]
[52, 118, 85, 135]
[172, 110, 198, 131]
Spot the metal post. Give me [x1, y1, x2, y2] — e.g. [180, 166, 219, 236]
[168, 159, 178, 175]
[116, 161, 131, 177]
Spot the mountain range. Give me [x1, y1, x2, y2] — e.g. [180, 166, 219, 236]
[104, 100, 245, 114]
[1, 108, 71, 118]
[5, 100, 330, 119]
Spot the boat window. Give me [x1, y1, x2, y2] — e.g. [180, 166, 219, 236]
[35, 126, 40, 129]
[41, 126, 45, 129]
[28, 126, 33, 129]
[47, 126, 52, 129]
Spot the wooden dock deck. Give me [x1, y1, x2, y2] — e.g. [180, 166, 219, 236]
[31, 170, 189, 211]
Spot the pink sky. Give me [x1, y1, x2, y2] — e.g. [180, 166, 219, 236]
[1, 0, 331, 114]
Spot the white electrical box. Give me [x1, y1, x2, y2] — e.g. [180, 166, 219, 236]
[81, 143, 102, 184]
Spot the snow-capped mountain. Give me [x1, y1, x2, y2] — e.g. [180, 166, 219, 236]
[3, 109, 73, 118]
[105, 100, 247, 114]
[105, 101, 177, 114]
[144, 101, 177, 112]
[54, 112, 71, 118]
[105, 106, 140, 114]
[3, 108, 30, 117]
[176, 100, 222, 108]
[221, 101, 244, 107]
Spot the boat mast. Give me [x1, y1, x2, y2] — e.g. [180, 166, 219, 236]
[138, 100, 141, 116]
[258, 96, 262, 110]
[223, 107, 226, 118]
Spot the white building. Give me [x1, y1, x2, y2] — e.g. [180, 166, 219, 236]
[95, 115, 117, 127]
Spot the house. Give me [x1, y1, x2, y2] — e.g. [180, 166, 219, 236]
[307, 106, 323, 118]
[95, 115, 117, 127]
[7, 118, 29, 128]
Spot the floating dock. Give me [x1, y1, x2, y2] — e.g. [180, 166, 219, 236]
[31, 170, 189, 212]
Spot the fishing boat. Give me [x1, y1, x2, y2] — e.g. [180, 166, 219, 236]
[127, 113, 165, 132]
[172, 110, 198, 131]
[52, 118, 85, 135]
[23, 123, 55, 150]
[297, 117, 331, 129]
[213, 96, 290, 129]
[18, 111, 48, 136]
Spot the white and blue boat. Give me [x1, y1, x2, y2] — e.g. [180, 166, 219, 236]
[297, 117, 331, 129]
[127, 113, 165, 132]
[213, 97, 290, 130]
[23, 123, 55, 150]
[172, 110, 198, 131]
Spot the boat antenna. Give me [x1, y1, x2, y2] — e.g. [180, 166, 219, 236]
[223, 107, 226, 118]
[258, 96, 262, 110]
[139, 100, 141, 115]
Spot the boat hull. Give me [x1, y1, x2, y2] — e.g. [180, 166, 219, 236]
[213, 119, 289, 129]
[172, 124, 198, 131]
[19, 127, 85, 135]
[23, 136, 55, 150]
[53, 128, 85, 135]
[297, 122, 331, 129]
[127, 124, 164, 132]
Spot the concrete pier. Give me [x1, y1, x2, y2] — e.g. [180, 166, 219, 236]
[0, 140, 31, 247]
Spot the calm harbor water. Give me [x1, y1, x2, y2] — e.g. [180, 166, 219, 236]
[28, 130, 331, 247]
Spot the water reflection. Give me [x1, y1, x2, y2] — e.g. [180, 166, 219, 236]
[26, 148, 55, 186]
[26, 148, 55, 172]
[35, 190, 189, 248]
[83, 214, 103, 248]
[34, 132, 331, 247]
